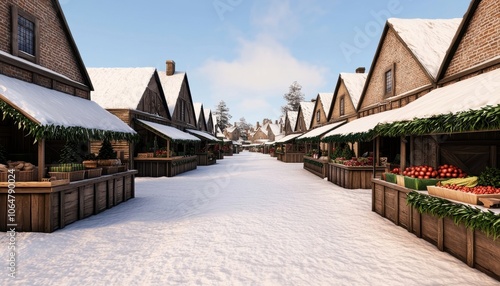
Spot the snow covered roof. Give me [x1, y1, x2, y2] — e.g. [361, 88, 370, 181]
[318, 93, 334, 115]
[340, 73, 367, 109]
[136, 119, 199, 142]
[267, 123, 281, 136]
[322, 110, 399, 139]
[226, 126, 237, 133]
[87, 67, 156, 109]
[286, 111, 298, 129]
[299, 102, 315, 130]
[388, 18, 461, 80]
[186, 129, 220, 142]
[276, 133, 303, 143]
[158, 71, 186, 116]
[204, 108, 212, 125]
[381, 67, 500, 125]
[193, 102, 202, 122]
[297, 121, 346, 140]
[0, 74, 135, 134]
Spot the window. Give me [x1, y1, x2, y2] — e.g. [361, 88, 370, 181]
[179, 99, 186, 121]
[340, 96, 345, 116]
[11, 6, 39, 63]
[384, 64, 395, 96]
[316, 110, 320, 122]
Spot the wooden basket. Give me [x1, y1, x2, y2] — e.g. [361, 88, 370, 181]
[85, 168, 102, 179]
[48, 170, 85, 182]
[0, 168, 38, 182]
[137, 153, 154, 158]
[102, 166, 119, 175]
[83, 160, 98, 169]
[427, 186, 500, 205]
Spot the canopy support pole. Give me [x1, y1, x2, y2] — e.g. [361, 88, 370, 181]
[400, 136, 407, 174]
[37, 139, 45, 181]
[167, 139, 170, 158]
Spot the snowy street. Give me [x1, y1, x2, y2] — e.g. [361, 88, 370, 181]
[1, 151, 498, 285]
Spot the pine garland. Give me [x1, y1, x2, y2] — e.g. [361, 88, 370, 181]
[0, 100, 138, 142]
[406, 191, 500, 240]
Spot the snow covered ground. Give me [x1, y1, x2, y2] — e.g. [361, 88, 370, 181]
[2, 151, 499, 285]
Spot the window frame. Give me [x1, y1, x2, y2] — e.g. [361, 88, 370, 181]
[11, 6, 40, 63]
[339, 95, 345, 116]
[384, 63, 396, 97]
[316, 110, 320, 123]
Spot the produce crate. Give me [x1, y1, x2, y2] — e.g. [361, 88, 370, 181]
[385, 173, 397, 184]
[396, 175, 405, 187]
[48, 170, 86, 182]
[0, 168, 38, 182]
[427, 186, 500, 205]
[102, 166, 119, 175]
[117, 165, 127, 172]
[137, 153, 154, 158]
[404, 176, 442, 190]
[85, 168, 102, 179]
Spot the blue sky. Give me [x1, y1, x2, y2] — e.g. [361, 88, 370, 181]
[61, 0, 471, 126]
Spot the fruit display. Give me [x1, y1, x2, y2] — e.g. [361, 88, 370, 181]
[438, 184, 500, 195]
[439, 176, 478, 187]
[390, 167, 400, 174]
[335, 157, 373, 166]
[402, 164, 466, 179]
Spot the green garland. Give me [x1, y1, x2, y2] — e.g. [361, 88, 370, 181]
[406, 191, 500, 240]
[304, 158, 325, 168]
[321, 129, 376, 143]
[376, 105, 500, 137]
[0, 100, 138, 142]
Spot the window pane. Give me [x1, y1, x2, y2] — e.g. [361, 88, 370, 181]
[385, 70, 393, 94]
[18, 15, 35, 55]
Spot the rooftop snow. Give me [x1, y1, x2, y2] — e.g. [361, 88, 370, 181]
[136, 119, 199, 142]
[193, 102, 202, 122]
[340, 73, 367, 109]
[287, 111, 298, 130]
[299, 102, 315, 130]
[388, 18, 461, 80]
[186, 129, 220, 142]
[88, 67, 156, 109]
[297, 121, 346, 140]
[0, 74, 135, 134]
[204, 108, 212, 125]
[158, 71, 186, 116]
[268, 123, 281, 136]
[276, 133, 303, 143]
[318, 93, 334, 115]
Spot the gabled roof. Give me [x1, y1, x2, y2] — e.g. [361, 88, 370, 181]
[88, 67, 157, 109]
[158, 71, 186, 116]
[437, 0, 498, 81]
[318, 93, 334, 115]
[388, 18, 461, 80]
[267, 123, 281, 136]
[204, 108, 212, 125]
[357, 17, 461, 111]
[297, 102, 315, 130]
[193, 102, 202, 122]
[338, 72, 367, 112]
[286, 111, 298, 130]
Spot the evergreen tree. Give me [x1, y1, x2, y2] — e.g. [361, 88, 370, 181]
[237, 117, 252, 140]
[281, 81, 305, 115]
[213, 100, 232, 130]
[59, 141, 81, 163]
[98, 140, 117, 159]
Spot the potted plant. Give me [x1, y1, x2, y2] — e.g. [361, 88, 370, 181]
[97, 140, 120, 166]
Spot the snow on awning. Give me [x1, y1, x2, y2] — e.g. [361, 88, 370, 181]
[322, 110, 400, 142]
[297, 121, 346, 141]
[0, 73, 136, 140]
[136, 119, 200, 142]
[379, 68, 500, 127]
[275, 133, 303, 143]
[186, 129, 220, 142]
[232, 141, 242, 146]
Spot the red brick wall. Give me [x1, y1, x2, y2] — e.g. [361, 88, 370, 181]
[0, 0, 89, 98]
[445, 0, 500, 78]
[359, 28, 431, 113]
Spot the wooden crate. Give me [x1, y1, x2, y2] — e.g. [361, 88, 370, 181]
[427, 186, 500, 205]
[0, 168, 37, 182]
[48, 170, 86, 182]
[102, 166, 119, 175]
[137, 152, 154, 158]
[85, 168, 102, 179]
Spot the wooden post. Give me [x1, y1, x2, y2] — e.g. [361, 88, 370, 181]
[166, 139, 170, 158]
[37, 139, 45, 181]
[400, 136, 407, 174]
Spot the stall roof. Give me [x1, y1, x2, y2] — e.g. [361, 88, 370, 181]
[136, 119, 200, 142]
[322, 110, 400, 142]
[297, 121, 346, 141]
[0, 73, 135, 136]
[381, 68, 500, 125]
[186, 129, 220, 142]
[276, 133, 303, 143]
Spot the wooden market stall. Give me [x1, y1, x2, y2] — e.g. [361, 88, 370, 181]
[186, 128, 221, 166]
[274, 133, 305, 163]
[134, 119, 199, 177]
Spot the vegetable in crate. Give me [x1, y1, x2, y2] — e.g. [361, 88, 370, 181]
[440, 176, 478, 187]
[478, 167, 500, 188]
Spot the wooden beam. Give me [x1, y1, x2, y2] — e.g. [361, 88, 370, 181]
[166, 139, 170, 158]
[37, 139, 45, 181]
[400, 136, 407, 174]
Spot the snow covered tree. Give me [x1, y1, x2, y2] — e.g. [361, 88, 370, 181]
[213, 100, 232, 130]
[281, 81, 305, 115]
[237, 117, 252, 140]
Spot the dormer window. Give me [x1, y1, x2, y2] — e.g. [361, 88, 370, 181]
[316, 110, 320, 122]
[11, 6, 39, 63]
[340, 96, 345, 116]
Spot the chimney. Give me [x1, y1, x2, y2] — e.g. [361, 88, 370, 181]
[356, 67, 365, 73]
[166, 60, 176, 76]
[275, 120, 278, 124]
[256, 121, 260, 128]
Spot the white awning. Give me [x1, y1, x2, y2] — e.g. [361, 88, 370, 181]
[380, 68, 500, 124]
[186, 129, 220, 142]
[0, 73, 135, 134]
[297, 120, 346, 140]
[322, 110, 399, 138]
[275, 133, 303, 143]
[136, 119, 200, 142]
